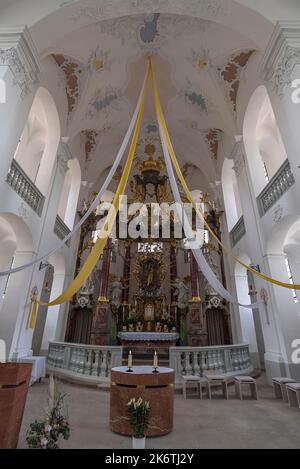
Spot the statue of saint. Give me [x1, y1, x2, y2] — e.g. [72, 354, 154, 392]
[172, 278, 190, 309]
[109, 278, 123, 309]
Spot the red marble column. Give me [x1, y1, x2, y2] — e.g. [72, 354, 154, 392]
[121, 241, 131, 305]
[190, 251, 201, 301]
[170, 242, 178, 304]
[98, 237, 112, 302]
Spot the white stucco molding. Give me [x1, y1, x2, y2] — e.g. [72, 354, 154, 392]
[260, 21, 300, 96]
[57, 140, 73, 175]
[0, 26, 40, 96]
[231, 136, 245, 176]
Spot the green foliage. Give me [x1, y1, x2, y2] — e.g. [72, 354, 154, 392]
[127, 397, 150, 438]
[26, 392, 70, 449]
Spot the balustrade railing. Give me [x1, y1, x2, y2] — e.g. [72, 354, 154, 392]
[230, 216, 246, 247]
[169, 344, 253, 384]
[54, 215, 71, 247]
[47, 342, 123, 385]
[6, 158, 45, 215]
[257, 159, 295, 217]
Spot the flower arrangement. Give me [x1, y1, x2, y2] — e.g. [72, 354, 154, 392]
[26, 377, 70, 449]
[127, 397, 150, 439]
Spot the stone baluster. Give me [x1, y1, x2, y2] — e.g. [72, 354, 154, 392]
[193, 351, 200, 376]
[85, 349, 93, 375]
[92, 350, 100, 376]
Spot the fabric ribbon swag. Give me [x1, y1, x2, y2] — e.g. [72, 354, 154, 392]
[26, 57, 300, 328]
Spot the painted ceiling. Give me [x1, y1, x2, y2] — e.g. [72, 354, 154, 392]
[47, 13, 256, 183]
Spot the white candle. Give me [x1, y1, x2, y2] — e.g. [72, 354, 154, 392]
[153, 351, 158, 368]
[128, 350, 132, 368]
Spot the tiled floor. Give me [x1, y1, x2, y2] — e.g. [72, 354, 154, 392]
[18, 375, 300, 449]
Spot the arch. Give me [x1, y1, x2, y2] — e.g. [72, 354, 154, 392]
[14, 87, 61, 195]
[221, 158, 242, 231]
[243, 85, 288, 196]
[58, 158, 81, 229]
[1, 1, 290, 52]
[0, 213, 34, 358]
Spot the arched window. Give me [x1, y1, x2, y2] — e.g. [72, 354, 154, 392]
[58, 158, 81, 229]
[222, 158, 242, 231]
[13, 87, 60, 195]
[244, 86, 288, 196]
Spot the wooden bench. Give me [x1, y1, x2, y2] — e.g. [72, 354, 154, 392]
[182, 376, 210, 399]
[234, 376, 258, 400]
[272, 377, 296, 402]
[204, 374, 229, 400]
[286, 383, 300, 411]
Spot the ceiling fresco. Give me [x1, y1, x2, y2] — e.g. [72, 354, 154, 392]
[48, 12, 256, 183]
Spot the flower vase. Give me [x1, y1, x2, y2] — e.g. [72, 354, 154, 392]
[132, 437, 146, 449]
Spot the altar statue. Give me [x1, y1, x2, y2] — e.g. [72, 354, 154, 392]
[172, 278, 190, 309]
[146, 263, 154, 289]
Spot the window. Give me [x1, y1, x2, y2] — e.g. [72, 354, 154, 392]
[2, 256, 15, 299]
[263, 162, 269, 184]
[285, 256, 298, 303]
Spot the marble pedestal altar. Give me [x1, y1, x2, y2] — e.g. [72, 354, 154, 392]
[110, 366, 174, 436]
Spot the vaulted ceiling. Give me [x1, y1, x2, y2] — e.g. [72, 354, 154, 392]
[46, 13, 256, 185]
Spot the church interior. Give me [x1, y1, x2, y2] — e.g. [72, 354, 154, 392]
[0, 0, 300, 452]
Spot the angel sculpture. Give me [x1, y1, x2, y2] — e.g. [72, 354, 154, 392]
[172, 278, 190, 309]
[109, 278, 123, 309]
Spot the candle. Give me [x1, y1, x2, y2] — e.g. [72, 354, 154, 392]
[153, 351, 158, 368]
[128, 350, 132, 368]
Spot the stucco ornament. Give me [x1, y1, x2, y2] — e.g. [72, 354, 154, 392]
[273, 205, 283, 224]
[273, 46, 300, 97]
[0, 48, 38, 97]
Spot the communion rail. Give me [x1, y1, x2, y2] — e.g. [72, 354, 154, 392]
[47, 342, 253, 387]
[47, 342, 123, 385]
[169, 344, 253, 385]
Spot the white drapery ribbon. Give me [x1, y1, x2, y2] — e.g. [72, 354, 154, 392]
[159, 125, 259, 309]
[0, 70, 149, 276]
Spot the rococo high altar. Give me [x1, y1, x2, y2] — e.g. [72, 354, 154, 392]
[65, 139, 232, 359]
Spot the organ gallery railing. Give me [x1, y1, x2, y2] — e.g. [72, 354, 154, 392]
[169, 344, 253, 384]
[6, 158, 45, 215]
[47, 342, 253, 386]
[257, 159, 295, 217]
[47, 342, 123, 385]
[54, 215, 71, 246]
[230, 216, 246, 247]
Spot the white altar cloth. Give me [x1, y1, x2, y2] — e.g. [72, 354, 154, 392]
[20, 356, 46, 386]
[118, 332, 179, 342]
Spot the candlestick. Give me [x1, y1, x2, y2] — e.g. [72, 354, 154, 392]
[153, 351, 158, 372]
[127, 350, 133, 372]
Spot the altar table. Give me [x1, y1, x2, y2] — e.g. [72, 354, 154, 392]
[117, 332, 179, 360]
[110, 366, 175, 436]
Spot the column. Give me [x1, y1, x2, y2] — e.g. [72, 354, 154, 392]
[231, 137, 290, 381]
[0, 27, 40, 188]
[121, 241, 131, 305]
[98, 237, 112, 302]
[190, 251, 200, 302]
[90, 237, 112, 345]
[260, 21, 300, 199]
[170, 242, 178, 304]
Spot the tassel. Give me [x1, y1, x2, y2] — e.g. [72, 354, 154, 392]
[29, 298, 37, 329]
